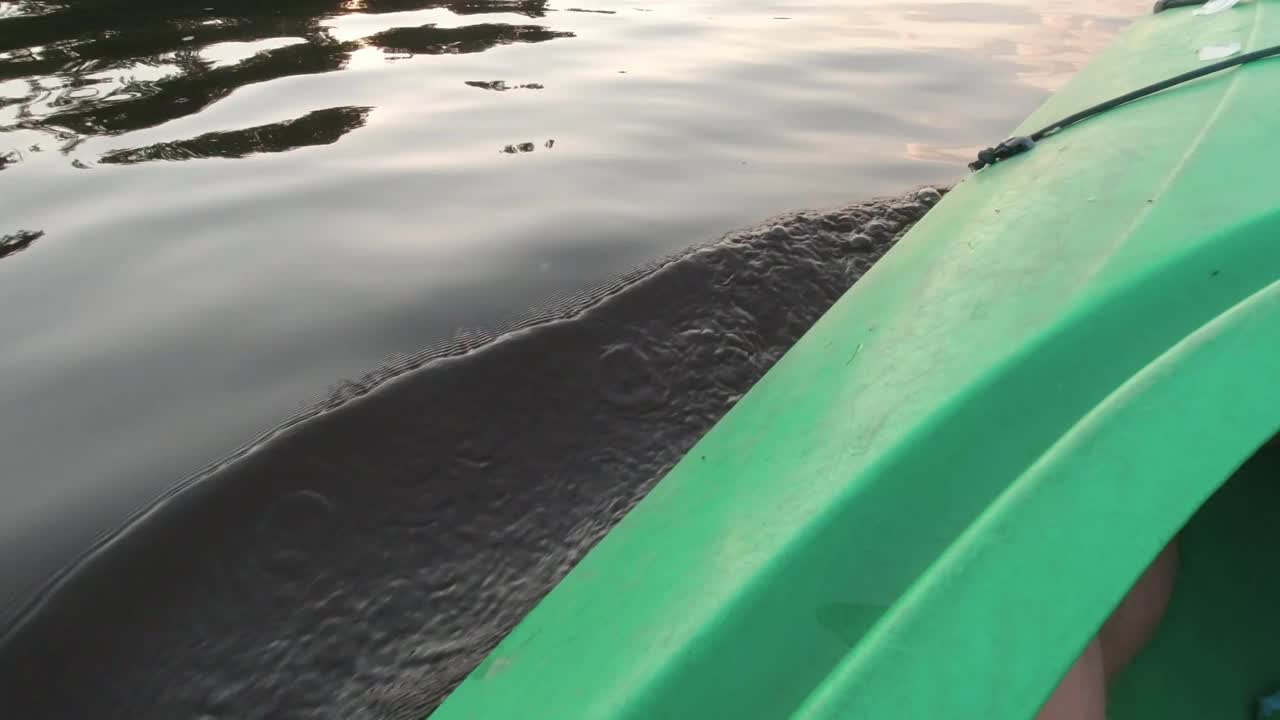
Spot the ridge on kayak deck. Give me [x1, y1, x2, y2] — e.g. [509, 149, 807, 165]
[434, 1, 1280, 718]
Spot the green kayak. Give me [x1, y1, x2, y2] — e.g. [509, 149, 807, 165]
[435, 2, 1280, 718]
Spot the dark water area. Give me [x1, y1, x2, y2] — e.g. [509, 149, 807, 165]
[0, 0, 1145, 714]
[0, 191, 940, 718]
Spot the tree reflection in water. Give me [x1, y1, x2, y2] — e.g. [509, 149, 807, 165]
[0, 0, 571, 164]
[0, 229, 43, 259]
[98, 105, 372, 163]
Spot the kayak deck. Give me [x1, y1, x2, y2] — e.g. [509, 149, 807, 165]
[433, 1, 1280, 717]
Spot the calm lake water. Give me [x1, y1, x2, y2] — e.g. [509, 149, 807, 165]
[2, 0, 1142, 646]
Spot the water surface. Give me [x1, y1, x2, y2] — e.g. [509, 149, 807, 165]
[0, 191, 942, 718]
[1, 0, 1144, 651]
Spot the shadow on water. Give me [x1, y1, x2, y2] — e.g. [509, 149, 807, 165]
[0, 0, 571, 162]
[0, 189, 943, 719]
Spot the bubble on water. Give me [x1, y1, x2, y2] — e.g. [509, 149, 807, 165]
[846, 233, 874, 252]
[596, 342, 669, 411]
[915, 186, 943, 205]
[254, 490, 339, 583]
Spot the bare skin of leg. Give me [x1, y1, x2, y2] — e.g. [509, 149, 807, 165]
[1037, 540, 1179, 720]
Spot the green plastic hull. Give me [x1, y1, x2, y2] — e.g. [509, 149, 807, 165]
[435, 2, 1280, 717]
